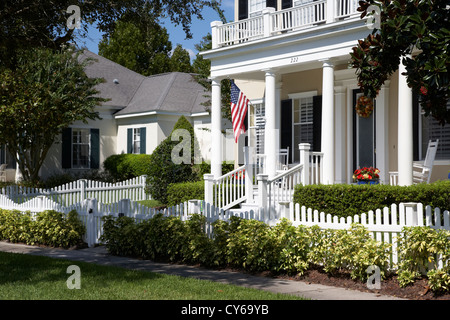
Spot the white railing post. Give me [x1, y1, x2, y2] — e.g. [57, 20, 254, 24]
[204, 174, 214, 205]
[299, 143, 311, 185]
[257, 174, 268, 220]
[211, 21, 223, 49]
[327, 0, 336, 23]
[244, 146, 254, 203]
[118, 198, 130, 217]
[262, 7, 275, 37]
[86, 198, 97, 248]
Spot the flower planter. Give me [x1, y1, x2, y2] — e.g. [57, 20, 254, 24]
[357, 179, 379, 185]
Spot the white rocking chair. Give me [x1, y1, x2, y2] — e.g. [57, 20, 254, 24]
[0, 163, 7, 182]
[389, 139, 439, 185]
[277, 147, 289, 171]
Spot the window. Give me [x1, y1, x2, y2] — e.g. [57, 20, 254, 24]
[133, 128, 141, 154]
[249, 0, 266, 17]
[420, 101, 450, 160]
[72, 129, 90, 169]
[293, 96, 314, 162]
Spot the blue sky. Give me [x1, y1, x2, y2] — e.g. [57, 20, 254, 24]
[79, 0, 234, 60]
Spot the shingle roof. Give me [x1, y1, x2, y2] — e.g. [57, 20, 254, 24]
[79, 50, 209, 116]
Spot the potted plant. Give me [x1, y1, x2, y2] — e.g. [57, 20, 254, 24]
[353, 167, 380, 185]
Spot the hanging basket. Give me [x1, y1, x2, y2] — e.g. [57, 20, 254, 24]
[355, 96, 374, 118]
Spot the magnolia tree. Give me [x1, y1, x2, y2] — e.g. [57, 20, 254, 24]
[351, 0, 449, 125]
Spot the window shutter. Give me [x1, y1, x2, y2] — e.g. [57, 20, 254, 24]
[127, 128, 133, 154]
[238, 0, 248, 20]
[312, 95, 322, 152]
[412, 94, 420, 161]
[90, 129, 100, 169]
[266, 0, 277, 9]
[280, 99, 292, 154]
[62, 128, 72, 169]
[282, 0, 293, 9]
[140, 127, 146, 154]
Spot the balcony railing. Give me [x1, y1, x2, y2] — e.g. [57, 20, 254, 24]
[211, 0, 360, 48]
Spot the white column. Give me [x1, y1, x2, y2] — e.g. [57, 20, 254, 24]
[264, 69, 277, 179]
[211, 77, 222, 178]
[398, 59, 413, 186]
[321, 59, 335, 184]
[275, 80, 282, 168]
[376, 81, 390, 184]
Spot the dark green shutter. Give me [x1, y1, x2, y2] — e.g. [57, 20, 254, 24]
[312, 95, 322, 152]
[140, 127, 146, 154]
[90, 129, 100, 169]
[266, 0, 277, 9]
[280, 99, 292, 155]
[282, 0, 292, 9]
[238, 0, 248, 20]
[127, 128, 133, 154]
[62, 128, 72, 169]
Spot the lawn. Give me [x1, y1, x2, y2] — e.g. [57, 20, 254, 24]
[0, 252, 305, 300]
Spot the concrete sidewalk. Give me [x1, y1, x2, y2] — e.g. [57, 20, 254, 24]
[0, 241, 405, 300]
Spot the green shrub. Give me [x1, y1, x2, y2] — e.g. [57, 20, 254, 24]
[146, 116, 199, 204]
[293, 180, 450, 218]
[0, 209, 85, 248]
[103, 154, 151, 181]
[397, 226, 450, 289]
[166, 181, 204, 206]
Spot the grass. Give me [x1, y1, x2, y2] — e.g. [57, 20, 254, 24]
[138, 199, 165, 208]
[0, 252, 306, 300]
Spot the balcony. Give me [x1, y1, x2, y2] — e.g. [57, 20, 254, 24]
[211, 0, 360, 49]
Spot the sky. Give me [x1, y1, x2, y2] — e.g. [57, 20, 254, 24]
[79, 0, 234, 60]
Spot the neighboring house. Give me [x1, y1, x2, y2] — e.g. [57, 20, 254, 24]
[202, 0, 450, 185]
[1, 50, 233, 181]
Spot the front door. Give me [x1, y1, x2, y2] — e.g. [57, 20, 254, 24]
[353, 89, 376, 170]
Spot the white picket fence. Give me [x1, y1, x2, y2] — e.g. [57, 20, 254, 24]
[0, 175, 149, 206]
[1, 192, 448, 270]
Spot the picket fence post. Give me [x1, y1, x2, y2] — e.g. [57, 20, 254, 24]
[86, 198, 97, 248]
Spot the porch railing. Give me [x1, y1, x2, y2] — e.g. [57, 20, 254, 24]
[211, 0, 361, 48]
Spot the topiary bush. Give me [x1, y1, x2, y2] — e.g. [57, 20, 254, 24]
[146, 116, 200, 204]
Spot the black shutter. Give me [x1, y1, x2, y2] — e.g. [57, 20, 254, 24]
[140, 127, 146, 154]
[238, 0, 248, 20]
[127, 128, 133, 154]
[62, 128, 72, 169]
[266, 0, 277, 9]
[90, 129, 100, 169]
[312, 95, 322, 152]
[282, 0, 293, 9]
[280, 99, 292, 154]
[413, 93, 420, 161]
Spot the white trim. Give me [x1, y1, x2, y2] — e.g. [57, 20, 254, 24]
[288, 90, 318, 100]
[114, 110, 196, 119]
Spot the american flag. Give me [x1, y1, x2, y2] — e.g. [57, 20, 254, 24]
[230, 81, 249, 143]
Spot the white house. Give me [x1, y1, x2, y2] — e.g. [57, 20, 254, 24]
[0, 50, 234, 182]
[201, 0, 450, 189]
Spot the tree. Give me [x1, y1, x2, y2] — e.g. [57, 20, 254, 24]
[350, 0, 449, 125]
[170, 44, 194, 73]
[0, 48, 107, 182]
[0, 0, 222, 68]
[98, 19, 173, 76]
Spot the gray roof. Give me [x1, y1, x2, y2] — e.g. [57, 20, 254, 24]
[79, 50, 209, 116]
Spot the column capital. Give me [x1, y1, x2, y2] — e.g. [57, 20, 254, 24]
[209, 76, 223, 85]
[319, 58, 334, 68]
[262, 68, 277, 76]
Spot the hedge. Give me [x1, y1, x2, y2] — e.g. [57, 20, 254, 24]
[0, 209, 86, 248]
[293, 180, 450, 218]
[100, 214, 450, 293]
[166, 181, 204, 207]
[103, 154, 151, 181]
